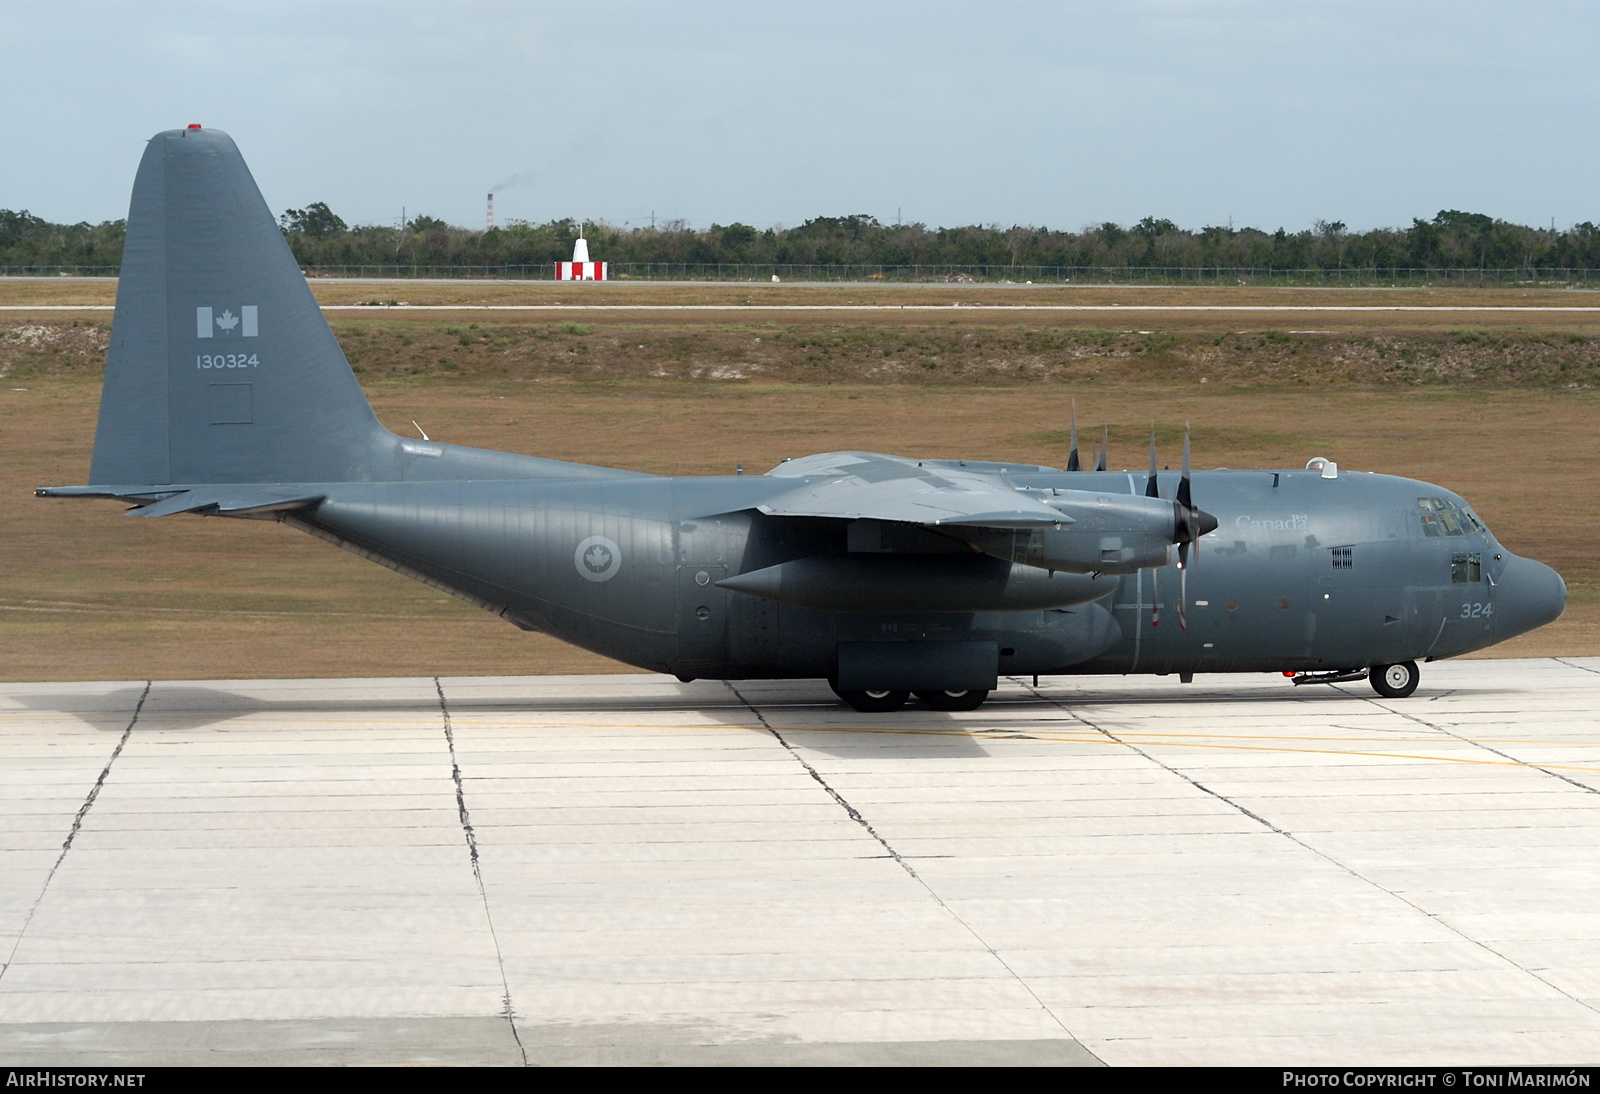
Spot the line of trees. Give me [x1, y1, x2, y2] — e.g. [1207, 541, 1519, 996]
[0, 209, 126, 270]
[4, 204, 1598, 274]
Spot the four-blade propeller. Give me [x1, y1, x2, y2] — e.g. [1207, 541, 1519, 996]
[1074, 418, 1220, 631]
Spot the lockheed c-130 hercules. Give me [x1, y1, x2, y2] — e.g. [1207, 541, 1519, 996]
[38, 129, 1568, 711]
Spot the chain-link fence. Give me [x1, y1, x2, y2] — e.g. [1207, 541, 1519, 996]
[5, 263, 1599, 285]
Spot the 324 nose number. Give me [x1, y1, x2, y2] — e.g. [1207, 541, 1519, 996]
[1461, 602, 1493, 618]
[196, 353, 259, 369]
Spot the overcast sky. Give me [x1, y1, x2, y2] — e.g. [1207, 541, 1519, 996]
[4, 1, 1597, 233]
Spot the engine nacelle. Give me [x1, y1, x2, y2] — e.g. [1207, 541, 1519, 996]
[961, 492, 1181, 574]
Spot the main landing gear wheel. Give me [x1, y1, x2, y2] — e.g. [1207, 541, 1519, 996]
[915, 689, 990, 712]
[838, 689, 909, 713]
[1370, 660, 1420, 699]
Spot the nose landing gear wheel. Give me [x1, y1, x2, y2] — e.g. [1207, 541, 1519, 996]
[1370, 660, 1420, 699]
[838, 689, 910, 713]
[915, 689, 990, 712]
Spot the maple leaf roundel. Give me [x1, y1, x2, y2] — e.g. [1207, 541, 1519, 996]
[573, 535, 622, 582]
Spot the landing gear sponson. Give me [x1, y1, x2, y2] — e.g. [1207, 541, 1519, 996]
[833, 660, 1422, 713]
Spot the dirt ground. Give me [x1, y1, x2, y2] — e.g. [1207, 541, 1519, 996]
[2, 280, 1595, 681]
[7, 275, 1600, 315]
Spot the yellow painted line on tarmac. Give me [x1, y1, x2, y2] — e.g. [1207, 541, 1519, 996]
[445, 714, 1600, 749]
[17, 704, 1595, 759]
[263, 710, 1600, 749]
[1026, 728, 1600, 747]
[441, 715, 1600, 773]
[977, 730, 1600, 773]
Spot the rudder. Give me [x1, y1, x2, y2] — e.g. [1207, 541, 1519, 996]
[91, 128, 389, 487]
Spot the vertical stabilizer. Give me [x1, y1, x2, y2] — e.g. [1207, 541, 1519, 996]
[91, 128, 389, 486]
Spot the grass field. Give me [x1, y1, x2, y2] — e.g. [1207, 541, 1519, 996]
[2, 280, 1596, 681]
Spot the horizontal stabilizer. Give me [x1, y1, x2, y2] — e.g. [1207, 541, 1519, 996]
[120, 487, 325, 518]
[35, 485, 180, 503]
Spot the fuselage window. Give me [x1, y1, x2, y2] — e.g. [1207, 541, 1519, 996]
[1418, 497, 1474, 538]
[1331, 546, 1353, 569]
[1451, 551, 1483, 584]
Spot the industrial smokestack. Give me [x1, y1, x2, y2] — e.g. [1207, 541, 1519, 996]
[486, 192, 494, 231]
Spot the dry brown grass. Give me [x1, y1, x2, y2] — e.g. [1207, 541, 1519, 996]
[2, 279, 1596, 681]
[6, 276, 1600, 329]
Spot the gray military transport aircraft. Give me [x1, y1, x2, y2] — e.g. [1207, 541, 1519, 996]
[38, 129, 1568, 711]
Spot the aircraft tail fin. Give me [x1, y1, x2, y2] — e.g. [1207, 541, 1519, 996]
[90, 128, 390, 487]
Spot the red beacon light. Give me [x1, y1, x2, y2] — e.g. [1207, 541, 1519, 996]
[187, 124, 202, 130]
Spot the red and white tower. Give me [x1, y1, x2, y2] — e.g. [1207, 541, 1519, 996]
[556, 228, 606, 281]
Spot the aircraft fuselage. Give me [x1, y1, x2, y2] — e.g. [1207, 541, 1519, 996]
[285, 460, 1564, 685]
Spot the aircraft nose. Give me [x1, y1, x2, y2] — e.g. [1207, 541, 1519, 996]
[1494, 556, 1567, 643]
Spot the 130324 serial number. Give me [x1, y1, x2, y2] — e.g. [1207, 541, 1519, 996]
[196, 353, 259, 369]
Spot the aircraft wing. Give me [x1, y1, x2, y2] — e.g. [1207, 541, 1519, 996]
[757, 452, 1068, 529]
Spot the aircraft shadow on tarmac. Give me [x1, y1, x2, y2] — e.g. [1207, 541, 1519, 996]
[3, 676, 1507, 752]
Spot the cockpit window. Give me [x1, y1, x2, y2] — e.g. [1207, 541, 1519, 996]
[1452, 552, 1483, 584]
[1417, 497, 1479, 538]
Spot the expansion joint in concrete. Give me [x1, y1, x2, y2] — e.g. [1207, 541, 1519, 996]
[721, 681, 1093, 1054]
[1025, 677, 1600, 1021]
[1357, 690, 1600, 797]
[434, 678, 526, 1065]
[722, 682, 916, 878]
[0, 681, 150, 983]
[1016, 678, 1291, 836]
